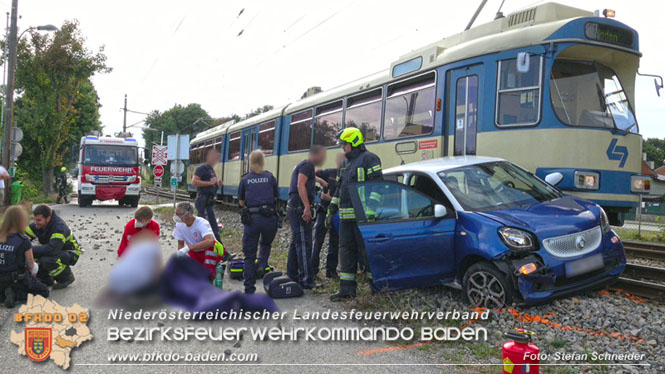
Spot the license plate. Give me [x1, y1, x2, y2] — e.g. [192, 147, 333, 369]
[565, 254, 604, 278]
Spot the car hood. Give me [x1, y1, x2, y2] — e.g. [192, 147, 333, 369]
[476, 196, 600, 239]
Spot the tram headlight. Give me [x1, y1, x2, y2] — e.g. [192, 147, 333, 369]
[574, 171, 599, 190]
[630, 175, 651, 194]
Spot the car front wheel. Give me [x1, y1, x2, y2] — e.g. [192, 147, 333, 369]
[463, 262, 513, 308]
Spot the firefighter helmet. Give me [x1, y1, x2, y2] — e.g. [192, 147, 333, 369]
[338, 127, 363, 147]
[60, 167, 67, 173]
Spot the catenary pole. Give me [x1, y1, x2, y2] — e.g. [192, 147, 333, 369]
[2, 0, 18, 206]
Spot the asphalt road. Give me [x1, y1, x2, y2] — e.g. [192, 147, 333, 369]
[0, 201, 445, 373]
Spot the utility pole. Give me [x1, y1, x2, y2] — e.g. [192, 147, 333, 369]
[2, 0, 18, 206]
[122, 94, 127, 133]
[1, 12, 9, 134]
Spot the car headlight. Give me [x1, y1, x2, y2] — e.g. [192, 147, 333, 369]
[599, 206, 611, 234]
[85, 174, 94, 182]
[498, 227, 536, 252]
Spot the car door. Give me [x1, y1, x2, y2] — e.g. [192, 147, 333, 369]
[348, 180, 457, 291]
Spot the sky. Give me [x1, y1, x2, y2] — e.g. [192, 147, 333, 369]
[4, 0, 665, 146]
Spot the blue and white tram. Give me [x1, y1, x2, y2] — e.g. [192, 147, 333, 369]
[187, 3, 647, 224]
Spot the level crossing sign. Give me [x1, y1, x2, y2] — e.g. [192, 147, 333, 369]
[152, 145, 168, 165]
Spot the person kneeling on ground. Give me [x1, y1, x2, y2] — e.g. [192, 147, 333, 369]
[26, 205, 80, 289]
[173, 202, 227, 279]
[118, 205, 160, 257]
[0, 206, 49, 307]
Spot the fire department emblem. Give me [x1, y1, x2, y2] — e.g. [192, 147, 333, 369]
[25, 328, 52, 362]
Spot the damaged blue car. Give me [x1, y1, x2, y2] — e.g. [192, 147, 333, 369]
[347, 156, 626, 308]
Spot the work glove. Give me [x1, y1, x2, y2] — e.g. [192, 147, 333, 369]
[30, 262, 39, 277]
[177, 246, 190, 257]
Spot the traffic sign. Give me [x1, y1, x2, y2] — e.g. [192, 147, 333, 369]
[153, 165, 165, 178]
[152, 145, 167, 165]
[154, 177, 162, 188]
[8, 167, 15, 177]
[170, 176, 178, 187]
[170, 160, 185, 176]
[12, 127, 23, 142]
[11, 143, 22, 160]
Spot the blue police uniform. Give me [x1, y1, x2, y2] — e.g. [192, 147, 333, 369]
[0, 233, 49, 306]
[312, 168, 339, 276]
[238, 170, 278, 294]
[286, 159, 317, 288]
[194, 163, 222, 242]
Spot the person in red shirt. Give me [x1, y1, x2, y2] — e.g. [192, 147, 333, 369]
[118, 206, 160, 257]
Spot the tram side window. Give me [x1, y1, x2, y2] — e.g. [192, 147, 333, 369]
[189, 145, 199, 164]
[258, 121, 276, 155]
[288, 110, 313, 152]
[214, 137, 223, 154]
[314, 102, 343, 147]
[496, 56, 542, 126]
[345, 89, 382, 143]
[383, 73, 436, 140]
[228, 132, 241, 161]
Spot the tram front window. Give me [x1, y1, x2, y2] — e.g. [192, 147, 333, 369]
[550, 60, 638, 133]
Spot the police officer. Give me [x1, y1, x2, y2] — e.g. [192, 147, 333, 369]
[329, 127, 383, 301]
[26, 205, 81, 289]
[238, 150, 279, 294]
[0, 206, 49, 307]
[312, 152, 345, 279]
[286, 145, 326, 289]
[56, 166, 69, 204]
[192, 148, 223, 243]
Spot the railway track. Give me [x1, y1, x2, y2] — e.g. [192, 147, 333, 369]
[615, 263, 665, 300]
[622, 240, 665, 262]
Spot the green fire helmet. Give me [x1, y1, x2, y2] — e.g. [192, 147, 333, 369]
[60, 167, 67, 173]
[338, 127, 363, 147]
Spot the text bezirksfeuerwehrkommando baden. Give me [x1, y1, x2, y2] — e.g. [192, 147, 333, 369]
[107, 308, 488, 322]
[106, 308, 490, 343]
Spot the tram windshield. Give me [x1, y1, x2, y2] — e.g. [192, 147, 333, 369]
[550, 60, 638, 133]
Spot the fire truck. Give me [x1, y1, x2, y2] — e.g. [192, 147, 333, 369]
[77, 135, 141, 207]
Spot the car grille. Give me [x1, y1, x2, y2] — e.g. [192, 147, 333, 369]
[541, 226, 602, 258]
[92, 175, 130, 183]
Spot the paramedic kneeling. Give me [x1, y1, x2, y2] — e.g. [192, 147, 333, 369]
[238, 150, 278, 294]
[173, 202, 224, 279]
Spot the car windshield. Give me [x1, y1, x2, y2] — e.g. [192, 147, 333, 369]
[550, 60, 638, 133]
[438, 161, 562, 211]
[83, 145, 138, 166]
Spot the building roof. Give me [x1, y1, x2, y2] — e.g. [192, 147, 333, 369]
[642, 160, 656, 176]
[655, 165, 665, 176]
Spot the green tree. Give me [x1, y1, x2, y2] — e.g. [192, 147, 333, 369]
[644, 138, 665, 169]
[142, 104, 213, 150]
[13, 20, 110, 194]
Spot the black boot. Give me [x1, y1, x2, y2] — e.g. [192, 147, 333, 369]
[4, 287, 15, 308]
[330, 280, 356, 302]
[53, 274, 75, 289]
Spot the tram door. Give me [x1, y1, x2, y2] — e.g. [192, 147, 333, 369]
[241, 127, 258, 176]
[449, 65, 482, 156]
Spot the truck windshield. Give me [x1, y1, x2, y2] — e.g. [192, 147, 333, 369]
[83, 145, 138, 166]
[550, 60, 638, 133]
[438, 161, 561, 211]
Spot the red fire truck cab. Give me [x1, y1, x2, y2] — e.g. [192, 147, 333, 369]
[77, 136, 141, 207]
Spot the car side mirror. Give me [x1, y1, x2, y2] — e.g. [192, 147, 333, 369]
[545, 172, 564, 187]
[434, 204, 447, 218]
